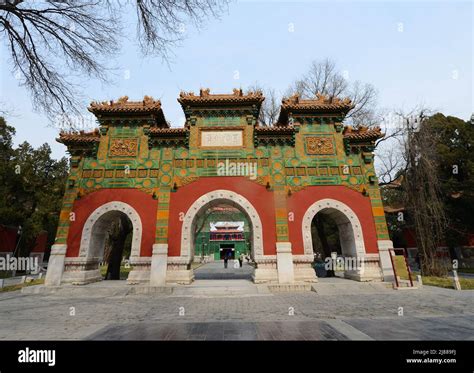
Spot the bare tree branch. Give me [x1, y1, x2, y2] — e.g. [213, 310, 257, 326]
[288, 58, 378, 128]
[1, 0, 119, 120]
[246, 82, 279, 126]
[135, 0, 228, 59]
[0, 0, 228, 122]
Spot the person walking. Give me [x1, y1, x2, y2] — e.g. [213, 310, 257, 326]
[239, 253, 244, 268]
[224, 253, 228, 269]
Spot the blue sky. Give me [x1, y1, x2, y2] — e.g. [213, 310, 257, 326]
[0, 0, 472, 160]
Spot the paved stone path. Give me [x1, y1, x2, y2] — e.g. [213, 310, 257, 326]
[0, 279, 472, 340]
[194, 261, 254, 280]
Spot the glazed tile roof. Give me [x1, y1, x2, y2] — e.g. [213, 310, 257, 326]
[343, 126, 384, 141]
[57, 129, 100, 145]
[88, 95, 168, 127]
[281, 93, 354, 112]
[88, 96, 162, 114]
[277, 93, 355, 125]
[148, 127, 188, 135]
[178, 88, 264, 107]
[254, 125, 296, 134]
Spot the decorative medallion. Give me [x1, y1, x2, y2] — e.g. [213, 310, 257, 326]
[109, 138, 138, 157]
[305, 136, 334, 155]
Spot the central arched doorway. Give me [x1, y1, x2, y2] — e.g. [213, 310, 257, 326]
[180, 190, 264, 282]
[192, 202, 253, 280]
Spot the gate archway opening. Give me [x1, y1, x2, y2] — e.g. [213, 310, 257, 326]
[303, 199, 365, 279]
[192, 202, 253, 280]
[102, 212, 132, 280]
[79, 201, 142, 282]
[181, 190, 264, 281]
[311, 212, 341, 277]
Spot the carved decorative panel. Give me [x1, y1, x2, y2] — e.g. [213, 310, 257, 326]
[305, 137, 334, 155]
[109, 138, 138, 157]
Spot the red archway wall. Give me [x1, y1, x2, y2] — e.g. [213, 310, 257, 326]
[167, 177, 276, 257]
[287, 186, 379, 255]
[66, 189, 157, 257]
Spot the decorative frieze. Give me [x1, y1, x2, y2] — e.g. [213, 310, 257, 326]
[109, 138, 138, 157]
[305, 136, 335, 155]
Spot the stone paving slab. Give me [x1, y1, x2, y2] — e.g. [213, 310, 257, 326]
[194, 261, 254, 280]
[345, 315, 474, 340]
[87, 320, 349, 341]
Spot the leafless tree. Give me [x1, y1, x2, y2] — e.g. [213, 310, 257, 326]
[374, 109, 408, 185]
[406, 113, 447, 276]
[288, 58, 378, 127]
[376, 105, 439, 183]
[383, 107, 448, 276]
[376, 146, 405, 187]
[246, 83, 279, 126]
[0, 0, 228, 121]
[248, 59, 379, 127]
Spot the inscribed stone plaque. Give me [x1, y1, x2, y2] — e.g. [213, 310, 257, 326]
[200, 130, 243, 147]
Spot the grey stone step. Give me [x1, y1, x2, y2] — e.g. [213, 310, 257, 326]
[21, 280, 268, 297]
[311, 281, 394, 295]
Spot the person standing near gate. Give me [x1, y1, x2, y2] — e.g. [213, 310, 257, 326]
[239, 253, 244, 268]
[224, 251, 228, 269]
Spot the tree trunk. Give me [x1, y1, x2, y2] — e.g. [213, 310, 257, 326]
[314, 216, 335, 277]
[105, 215, 131, 280]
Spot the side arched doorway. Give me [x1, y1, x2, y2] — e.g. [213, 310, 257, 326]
[77, 201, 142, 283]
[302, 198, 365, 280]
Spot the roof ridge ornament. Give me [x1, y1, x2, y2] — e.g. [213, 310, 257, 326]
[282, 92, 352, 107]
[233, 88, 243, 96]
[177, 89, 264, 109]
[117, 96, 129, 104]
[200, 88, 210, 97]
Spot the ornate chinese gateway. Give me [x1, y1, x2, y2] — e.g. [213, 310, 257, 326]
[45, 89, 395, 286]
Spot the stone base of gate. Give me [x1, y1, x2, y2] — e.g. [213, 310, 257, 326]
[61, 257, 102, 285]
[45, 244, 67, 286]
[377, 240, 396, 282]
[253, 257, 278, 283]
[276, 242, 295, 284]
[293, 255, 318, 283]
[127, 258, 151, 284]
[343, 254, 383, 282]
[165, 258, 194, 285]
